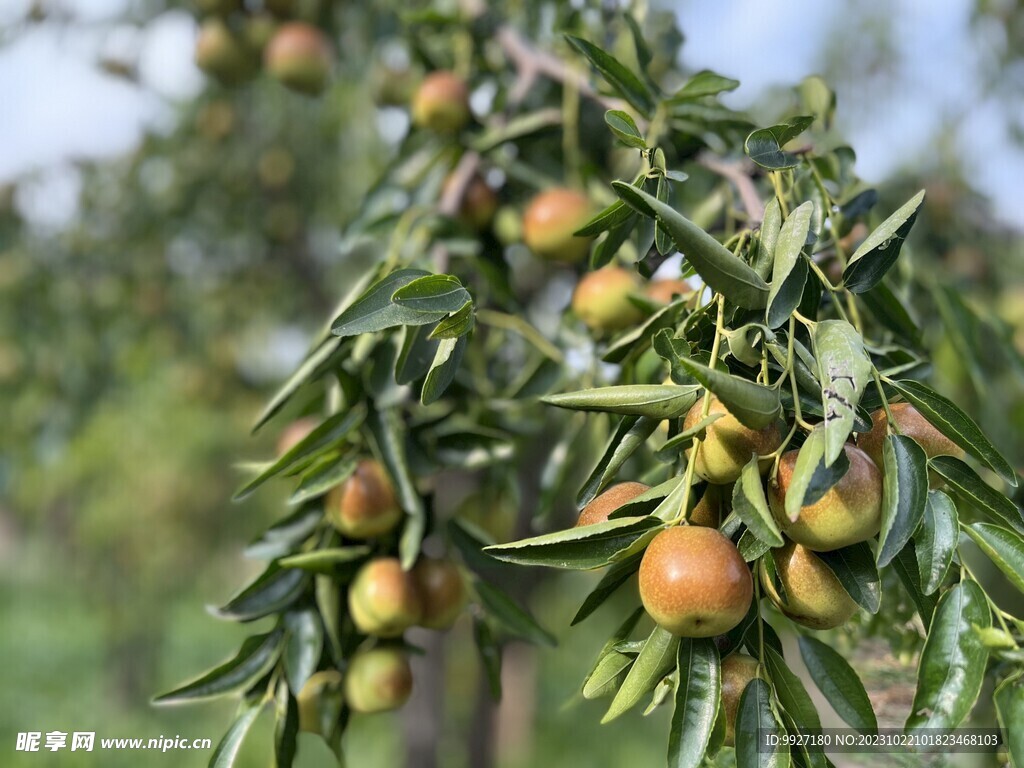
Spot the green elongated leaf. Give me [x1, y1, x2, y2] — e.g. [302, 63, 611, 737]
[906, 580, 990, 731]
[542, 384, 701, 420]
[735, 678, 790, 768]
[314, 575, 342, 662]
[652, 328, 698, 385]
[473, 616, 503, 699]
[783, 425, 826, 523]
[253, 336, 342, 431]
[817, 542, 880, 614]
[964, 523, 1024, 594]
[612, 182, 770, 309]
[915, 490, 959, 595]
[591, 210, 638, 268]
[396, 323, 440, 383]
[235, 407, 365, 501]
[245, 505, 323, 560]
[279, 546, 370, 573]
[668, 639, 720, 768]
[995, 672, 1024, 768]
[656, 413, 724, 460]
[813, 320, 872, 465]
[893, 543, 938, 628]
[798, 636, 877, 734]
[744, 117, 814, 169]
[430, 302, 475, 339]
[578, 416, 659, 507]
[484, 516, 662, 569]
[474, 579, 556, 647]
[738, 529, 772, 562]
[802, 441, 851, 506]
[153, 629, 285, 704]
[733, 456, 784, 547]
[584, 651, 633, 699]
[603, 626, 679, 723]
[365, 407, 424, 569]
[929, 456, 1024, 533]
[211, 696, 265, 768]
[288, 457, 356, 505]
[273, 682, 298, 768]
[283, 610, 322, 693]
[583, 607, 646, 694]
[565, 35, 656, 115]
[605, 110, 647, 148]
[576, 175, 645, 236]
[877, 435, 928, 567]
[842, 191, 924, 293]
[752, 198, 782, 280]
[332, 269, 443, 337]
[421, 334, 467, 405]
[675, 359, 781, 429]
[391, 274, 471, 314]
[859, 282, 921, 344]
[212, 564, 308, 621]
[725, 323, 773, 367]
[767, 201, 813, 329]
[572, 552, 643, 626]
[890, 379, 1017, 485]
[764, 645, 821, 731]
[655, 174, 674, 256]
[670, 70, 740, 101]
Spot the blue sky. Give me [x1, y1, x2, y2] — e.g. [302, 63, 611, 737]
[0, 0, 1021, 229]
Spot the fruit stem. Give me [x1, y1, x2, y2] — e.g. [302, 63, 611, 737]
[770, 171, 789, 218]
[871, 367, 899, 436]
[562, 60, 582, 189]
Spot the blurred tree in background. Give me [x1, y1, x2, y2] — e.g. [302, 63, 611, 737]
[0, 1, 1022, 767]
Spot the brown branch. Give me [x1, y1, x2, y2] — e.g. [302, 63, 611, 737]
[695, 152, 765, 224]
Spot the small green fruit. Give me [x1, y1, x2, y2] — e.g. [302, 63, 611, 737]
[760, 540, 859, 630]
[411, 71, 470, 134]
[194, 19, 255, 84]
[264, 22, 332, 95]
[638, 526, 752, 637]
[344, 647, 413, 714]
[412, 557, 466, 630]
[571, 267, 645, 332]
[721, 654, 760, 746]
[327, 459, 402, 539]
[295, 670, 343, 734]
[684, 395, 783, 485]
[348, 558, 422, 637]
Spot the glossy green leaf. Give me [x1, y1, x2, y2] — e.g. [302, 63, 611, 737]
[153, 629, 285, 704]
[915, 490, 959, 595]
[576, 174, 645, 236]
[877, 435, 928, 567]
[484, 516, 662, 569]
[542, 384, 701, 420]
[733, 456, 784, 547]
[391, 274, 471, 314]
[212, 564, 308, 621]
[578, 416, 659, 507]
[735, 678, 790, 768]
[995, 672, 1024, 768]
[365, 407, 424, 569]
[893, 543, 939, 628]
[764, 645, 821, 730]
[859, 282, 920, 344]
[245, 505, 323, 560]
[474, 579, 556, 647]
[331, 269, 443, 337]
[842, 191, 924, 293]
[288, 457, 356, 506]
[798, 636, 877, 734]
[670, 70, 740, 101]
[429, 302, 475, 339]
[738, 529, 772, 562]
[566, 35, 656, 115]
[583, 650, 633, 699]
[472, 616, 503, 699]
[906, 580, 990, 731]
[273, 682, 298, 768]
[812, 320, 872, 465]
[752, 198, 782, 280]
[890, 379, 1017, 485]
[283, 610, 322, 693]
[667, 639, 720, 768]
[655, 174, 674, 256]
[210, 696, 265, 768]
[612, 182, 770, 309]
[783, 425, 826, 522]
[605, 110, 647, 148]
[802, 439, 851, 506]
[744, 117, 814, 169]
[603, 626, 679, 723]
[767, 201, 813, 329]
[964, 523, 1024, 594]
[817, 542, 880, 614]
[278, 546, 370, 573]
[675, 358, 781, 430]
[725, 323, 773, 367]
[421, 334, 467, 405]
[929, 456, 1023, 533]
[395, 323, 440, 384]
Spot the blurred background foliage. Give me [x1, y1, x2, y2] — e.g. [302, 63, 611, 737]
[0, 0, 1022, 766]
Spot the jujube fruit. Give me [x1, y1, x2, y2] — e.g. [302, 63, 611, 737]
[684, 395, 783, 485]
[638, 526, 752, 637]
[857, 402, 964, 488]
[646, 279, 692, 304]
[760, 541, 858, 629]
[194, 19, 254, 84]
[571, 267, 645, 332]
[343, 647, 413, 714]
[575, 482, 649, 527]
[443, 172, 498, 231]
[411, 71, 470, 134]
[295, 669, 343, 734]
[720, 653, 760, 746]
[769, 443, 882, 551]
[264, 22, 333, 95]
[687, 484, 724, 528]
[522, 188, 594, 263]
[412, 557, 466, 630]
[348, 558, 422, 637]
[327, 459, 402, 539]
